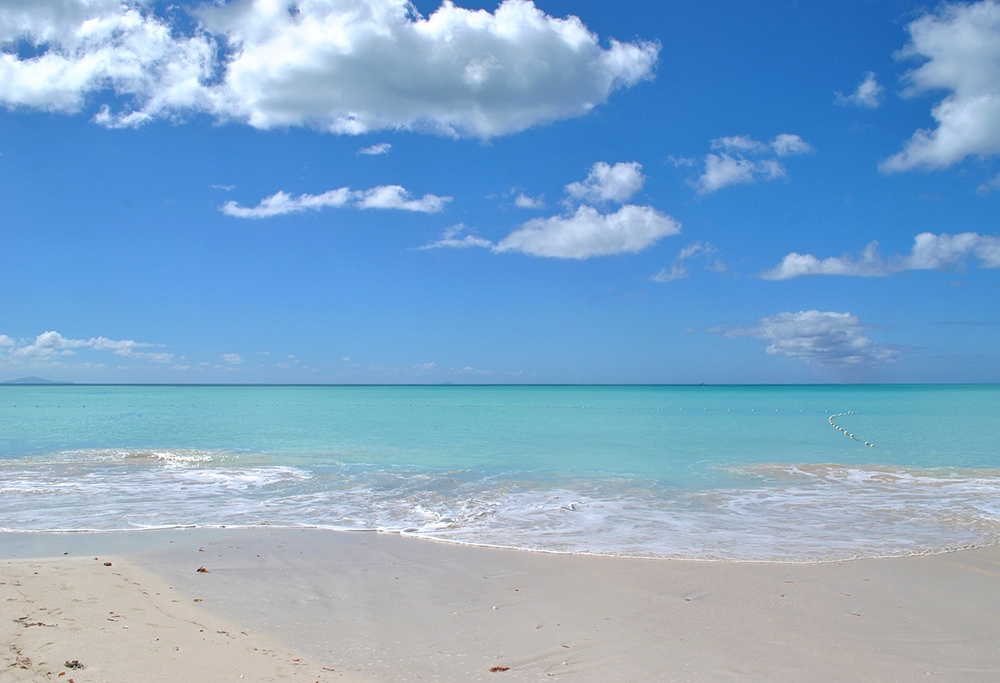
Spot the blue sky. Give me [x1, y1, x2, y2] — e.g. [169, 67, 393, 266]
[1, 0, 998, 384]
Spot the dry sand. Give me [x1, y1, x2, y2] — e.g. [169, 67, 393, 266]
[4, 528, 1000, 682]
[1, 545, 363, 682]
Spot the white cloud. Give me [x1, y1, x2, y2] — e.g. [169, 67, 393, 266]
[713, 311, 900, 367]
[0, 330, 172, 366]
[222, 353, 244, 365]
[495, 204, 679, 259]
[514, 193, 545, 209]
[424, 161, 679, 259]
[666, 155, 696, 168]
[355, 185, 450, 212]
[649, 264, 689, 282]
[977, 172, 1000, 195]
[881, 1, 1000, 172]
[417, 223, 493, 250]
[0, 0, 216, 119]
[222, 184, 450, 218]
[221, 188, 352, 218]
[565, 161, 645, 203]
[834, 71, 883, 109]
[692, 134, 810, 195]
[770, 134, 813, 157]
[696, 154, 786, 194]
[761, 242, 888, 280]
[904, 231, 1000, 269]
[761, 232, 1000, 280]
[649, 241, 718, 282]
[711, 136, 769, 155]
[0, 0, 659, 139]
[358, 142, 392, 155]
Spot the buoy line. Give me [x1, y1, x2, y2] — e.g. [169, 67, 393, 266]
[828, 410, 875, 447]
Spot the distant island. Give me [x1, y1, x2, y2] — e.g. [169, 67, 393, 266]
[1, 377, 74, 385]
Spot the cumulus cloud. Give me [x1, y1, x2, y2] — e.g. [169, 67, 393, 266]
[0, 0, 216, 121]
[495, 204, 680, 259]
[358, 142, 392, 155]
[904, 231, 1000, 269]
[761, 232, 1000, 280]
[0, 0, 659, 138]
[693, 134, 811, 194]
[222, 184, 450, 218]
[834, 71, 883, 109]
[697, 154, 785, 194]
[355, 185, 451, 212]
[422, 160, 678, 258]
[712, 311, 900, 367]
[565, 161, 645, 203]
[222, 353, 244, 365]
[881, 1, 1000, 172]
[771, 134, 814, 157]
[649, 241, 720, 282]
[0, 330, 172, 366]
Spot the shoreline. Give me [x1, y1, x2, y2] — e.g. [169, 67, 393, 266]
[4, 527, 1000, 682]
[2, 524, 995, 565]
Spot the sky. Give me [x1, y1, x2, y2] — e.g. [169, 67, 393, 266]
[0, 0, 998, 384]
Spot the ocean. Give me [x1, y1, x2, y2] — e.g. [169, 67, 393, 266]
[1, 384, 998, 562]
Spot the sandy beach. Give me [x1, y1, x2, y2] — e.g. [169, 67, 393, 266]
[3, 529, 1000, 682]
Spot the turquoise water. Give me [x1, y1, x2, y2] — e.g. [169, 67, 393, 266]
[1, 385, 998, 561]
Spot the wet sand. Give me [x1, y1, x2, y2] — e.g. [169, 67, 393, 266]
[4, 528, 1000, 682]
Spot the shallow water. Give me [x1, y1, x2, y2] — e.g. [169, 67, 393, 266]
[1, 384, 998, 561]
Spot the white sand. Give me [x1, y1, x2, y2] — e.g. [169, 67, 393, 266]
[1, 546, 363, 682]
[5, 529, 1000, 682]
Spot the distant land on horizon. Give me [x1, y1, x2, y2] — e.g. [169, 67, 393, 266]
[1, 377, 74, 385]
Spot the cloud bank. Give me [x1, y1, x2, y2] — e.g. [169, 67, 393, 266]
[694, 134, 812, 194]
[0, 0, 659, 138]
[761, 232, 1000, 280]
[712, 311, 899, 368]
[882, 1, 1000, 172]
[222, 185, 451, 218]
[0, 330, 172, 367]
